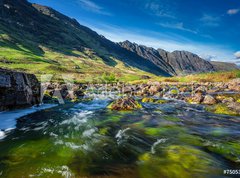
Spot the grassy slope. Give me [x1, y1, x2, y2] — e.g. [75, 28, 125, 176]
[0, 33, 158, 83]
[1, 33, 239, 84]
[1, 32, 239, 84]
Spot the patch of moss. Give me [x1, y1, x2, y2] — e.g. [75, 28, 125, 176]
[155, 99, 169, 104]
[138, 145, 216, 178]
[206, 141, 240, 162]
[206, 104, 238, 116]
[142, 98, 155, 103]
[170, 89, 179, 95]
[99, 127, 109, 135]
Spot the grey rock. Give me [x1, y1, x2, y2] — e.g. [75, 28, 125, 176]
[0, 68, 40, 111]
[119, 41, 176, 76]
[202, 95, 217, 105]
[0, 74, 11, 87]
[119, 41, 216, 76]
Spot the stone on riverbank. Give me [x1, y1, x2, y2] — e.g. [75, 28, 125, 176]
[0, 68, 40, 111]
[202, 95, 217, 105]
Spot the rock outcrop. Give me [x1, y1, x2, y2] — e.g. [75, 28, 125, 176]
[119, 41, 216, 75]
[0, 68, 40, 111]
[160, 50, 215, 75]
[118, 41, 176, 76]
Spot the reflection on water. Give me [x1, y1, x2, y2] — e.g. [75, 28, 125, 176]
[0, 96, 240, 178]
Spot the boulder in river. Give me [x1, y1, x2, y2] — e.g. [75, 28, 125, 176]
[186, 93, 204, 104]
[202, 95, 217, 105]
[108, 97, 142, 111]
[0, 68, 40, 111]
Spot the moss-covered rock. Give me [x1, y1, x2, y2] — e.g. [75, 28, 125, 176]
[138, 145, 216, 178]
[155, 99, 169, 104]
[206, 104, 239, 116]
[206, 141, 240, 163]
[142, 97, 155, 103]
[108, 97, 142, 111]
[185, 93, 204, 104]
[170, 89, 179, 95]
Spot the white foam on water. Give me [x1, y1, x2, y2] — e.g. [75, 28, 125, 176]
[0, 130, 5, 140]
[151, 138, 168, 154]
[115, 128, 130, 144]
[65, 142, 82, 150]
[60, 111, 93, 126]
[82, 128, 97, 137]
[0, 104, 58, 131]
[37, 166, 72, 178]
[76, 100, 109, 110]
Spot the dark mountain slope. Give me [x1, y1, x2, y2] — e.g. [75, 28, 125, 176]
[158, 50, 215, 75]
[0, 0, 170, 76]
[119, 41, 216, 75]
[118, 41, 176, 75]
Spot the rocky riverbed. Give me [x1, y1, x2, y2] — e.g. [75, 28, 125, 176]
[42, 78, 240, 116]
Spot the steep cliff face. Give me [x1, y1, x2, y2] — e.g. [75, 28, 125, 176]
[159, 50, 215, 75]
[119, 41, 216, 75]
[0, 68, 40, 111]
[118, 41, 176, 75]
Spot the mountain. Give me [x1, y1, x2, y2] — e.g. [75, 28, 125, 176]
[118, 41, 176, 75]
[0, 0, 170, 83]
[119, 41, 216, 75]
[210, 61, 239, 71]
[0, 0, 237, 82]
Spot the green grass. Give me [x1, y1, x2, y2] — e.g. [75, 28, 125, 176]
[1, 33, 239, 84]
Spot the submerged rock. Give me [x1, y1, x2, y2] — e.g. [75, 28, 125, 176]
[108, 97, 142, 111]
[206, 103, 239, 116]
[138, 145, 217, 178]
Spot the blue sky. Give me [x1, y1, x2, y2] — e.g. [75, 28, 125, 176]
[29, 0, 240, 64]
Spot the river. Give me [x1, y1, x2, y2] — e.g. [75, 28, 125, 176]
[0, 94, 240, 177]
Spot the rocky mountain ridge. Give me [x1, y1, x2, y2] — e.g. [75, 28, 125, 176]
[0, 0, 238, 78]
[119, 41, 237, 75]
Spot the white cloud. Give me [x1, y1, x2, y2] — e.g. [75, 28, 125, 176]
[77, 0, 111, 15]
[227, 9, 240, 15]
[200, 54, 217, 61]
[144, 1, 175, 18]
[234, 51, 240, 59]
[158, 22, 197, 34]
[200, 14, 220, 27]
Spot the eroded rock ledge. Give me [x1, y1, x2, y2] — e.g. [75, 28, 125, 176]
[0, 68, 40, 111]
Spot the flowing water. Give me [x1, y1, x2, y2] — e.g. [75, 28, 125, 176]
[0, 94, 240, 178]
